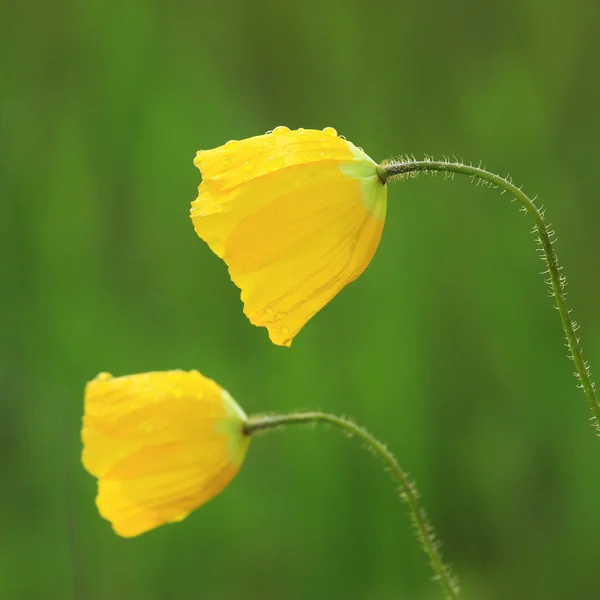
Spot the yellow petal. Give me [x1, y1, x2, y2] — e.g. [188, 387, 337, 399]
[81, 371, 250, 537]
[191, 127, 387, 346]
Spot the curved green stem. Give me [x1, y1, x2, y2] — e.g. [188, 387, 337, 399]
[245, 412, 460, 600]
[378, 159, 600, 430]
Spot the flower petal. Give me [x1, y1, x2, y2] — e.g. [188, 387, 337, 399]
[194, 126, 353, 192]
[81, 371, 249, 537]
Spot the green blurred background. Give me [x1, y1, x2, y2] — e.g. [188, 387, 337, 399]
[3, 0, 600, 598]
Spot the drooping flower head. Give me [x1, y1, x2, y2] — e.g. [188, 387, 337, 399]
[191, 126, 387, 347]
[81, 370, 250, 537]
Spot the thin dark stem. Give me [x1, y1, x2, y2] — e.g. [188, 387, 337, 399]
[245, 412, 461, 600]
[379, 159, 600, 431]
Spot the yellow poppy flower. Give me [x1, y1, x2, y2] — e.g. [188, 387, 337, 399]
[81, 370, 250, 537]
[191, 126, 387, 347]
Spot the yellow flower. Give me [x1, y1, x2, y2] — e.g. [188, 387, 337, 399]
[191, 126, 387, 347]
[81, 370, 250, 537]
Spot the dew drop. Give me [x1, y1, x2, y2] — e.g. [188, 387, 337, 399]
[298, 127, 305, 134]
[274, 311, 287, 321]
[243, 161, 255, 172]
[96, 372, 112, 382]
[207, 236, 224, 256]
[266, 156, 284, 171]
[322, 127, 337, 137]
[225, 139, 240, 149]
[299, 131, 312, 141]
[222, 156, 231, 165]
[265, 129, 273, 135]
[272, 126, 290, 135]
[171, 512, 188, 523]
[264, 306, 274, 315]
[280, 325, 290, 336]
[195, 151, 205, 162]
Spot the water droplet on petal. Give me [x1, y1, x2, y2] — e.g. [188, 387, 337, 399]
[272, 126, 290, 135]
[222, 156, 231, 165]
[322, 127, 337, 137]
[299, 131, 312, 141]
[274, 311, 287, 321]
[243, 162, 255, 172]
[280, 326, 290, 336]
[195, 151, 205, 162]
[266, 156, 284, 171]
[338, 134, 346, 141]
[225, 140, 240, 149]
[207, 237, 224, 256]
[298, 127, 305, 134]
[170, 512, 188, 523]
[264, 306, 273, 315]
[96, 372, 112, 382]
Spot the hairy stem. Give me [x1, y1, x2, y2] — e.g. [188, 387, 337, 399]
[379, 159, 600, 430]
[245, 412, 460, 600]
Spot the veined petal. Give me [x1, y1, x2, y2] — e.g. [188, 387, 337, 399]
[191, 127, 387, 346]
[194, 126, 353, 192]
[81, 370, 250, 537]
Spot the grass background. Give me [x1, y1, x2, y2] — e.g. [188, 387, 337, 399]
[2, 0, 600, 598]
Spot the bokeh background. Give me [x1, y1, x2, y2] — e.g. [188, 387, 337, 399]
[3, 0, 600, 598]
